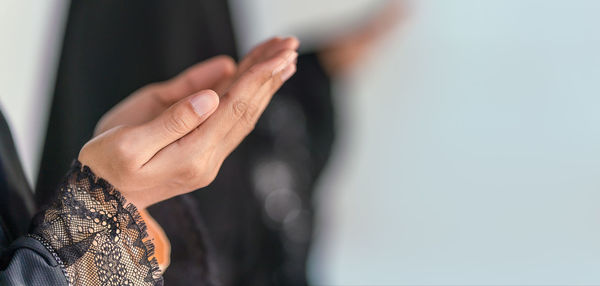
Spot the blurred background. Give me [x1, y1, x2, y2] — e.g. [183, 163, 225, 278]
[1, 0, 600, 285]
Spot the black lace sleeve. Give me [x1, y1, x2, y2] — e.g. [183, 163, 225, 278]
[29, 160, 163, 286]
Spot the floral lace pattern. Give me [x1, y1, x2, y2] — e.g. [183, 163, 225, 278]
[31, 161, 163, 286]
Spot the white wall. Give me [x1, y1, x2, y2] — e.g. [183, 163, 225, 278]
[0, 1, 68, 186]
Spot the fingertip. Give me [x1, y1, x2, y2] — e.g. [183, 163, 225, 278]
[203, 89, 220, 108]
[285, 36, 300, 50]
[210, 90, 220, 108]
[272, 50, 299, 75]
[202, 89, 219, 100]
[190, 90, 219, 117]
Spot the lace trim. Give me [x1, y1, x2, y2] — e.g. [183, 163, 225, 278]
[31, 160, 163, 285]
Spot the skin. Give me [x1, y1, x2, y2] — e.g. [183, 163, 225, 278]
[79, 37, 300, 209]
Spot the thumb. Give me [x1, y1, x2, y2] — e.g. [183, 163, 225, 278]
[134, 90, 219, 161]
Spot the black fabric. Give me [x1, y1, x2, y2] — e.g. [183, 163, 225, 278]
[0, 110, 66, 285]
[148, 195, 216, 286]
[37, 1, 335, 285]
[0, 237, 68, 285]
[0, 110, 36, 251]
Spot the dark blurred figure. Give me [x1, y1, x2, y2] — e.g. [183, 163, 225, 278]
[36, 1, 401, 285]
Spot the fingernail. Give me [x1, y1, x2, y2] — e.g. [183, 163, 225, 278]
[280, 64, 297, 82]
[273, 51, 298, 75]
[190, 91, 217, 116]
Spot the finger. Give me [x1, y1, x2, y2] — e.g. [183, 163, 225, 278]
[257, 62, 297, 114]
[132, 90, 219, 162]
[159, 56, 236, 103]
[219, 58, 298, 156]
[236, 37, 283, 73]
[246, 57, 298, 122]
[237, 37, 299, 78]
[214, 37, 299, 95]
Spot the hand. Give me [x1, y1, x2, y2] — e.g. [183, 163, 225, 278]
[95, 37, 300, 135]
[79, 37, 299, 208]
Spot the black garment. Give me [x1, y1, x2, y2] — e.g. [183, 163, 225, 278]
[37, 1, 335, 285]
[0, 111, 36, 248]
[1, 237, 69, 285]
[0, 112, 66, 285]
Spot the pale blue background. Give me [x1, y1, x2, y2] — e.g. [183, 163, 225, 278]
[304, 0, 600, 285]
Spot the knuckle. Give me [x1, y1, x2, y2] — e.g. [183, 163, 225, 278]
[114, 135, 136, 162]
[164, 107, 193, 135]
[232, 100, 249, 119]
[103, 128, 139, 170]
[231, 100, 258, 130]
